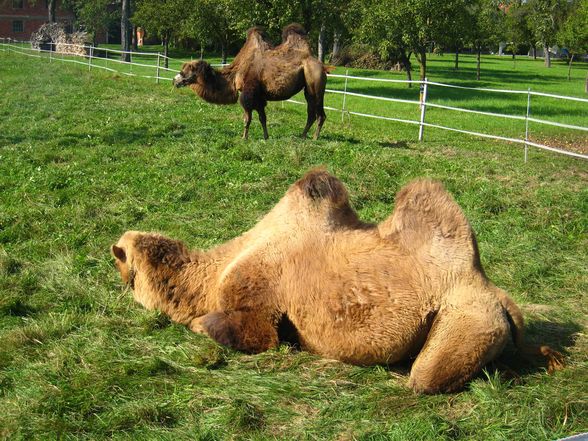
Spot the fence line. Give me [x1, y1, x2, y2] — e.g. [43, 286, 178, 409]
[1, 38, 586, 161]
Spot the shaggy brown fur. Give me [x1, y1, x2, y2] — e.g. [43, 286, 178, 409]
[112, 170, 564, 393]
[173, 24, 332, 140]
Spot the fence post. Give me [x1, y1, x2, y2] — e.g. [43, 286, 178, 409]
[88, 45, 93, 71]
[341, 69, 349, 123]
[418, 77, 428, 141]
[524, 88, 531, 163]
[156, 53, 161, 83]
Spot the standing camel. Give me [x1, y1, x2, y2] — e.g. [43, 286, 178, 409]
[173, 24, 332, 140]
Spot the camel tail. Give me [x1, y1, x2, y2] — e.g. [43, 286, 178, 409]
[495, 287, 565, 373]
[323, 65, 336, 74]
[494, 288, 525, 350]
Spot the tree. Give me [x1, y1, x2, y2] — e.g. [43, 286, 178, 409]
[353, 0, 468, 82]
[466, 0, 503, 80]
[133, 0, 191, 67]
[558, 0, 588, 85]
[351, 0, 414, 84]
[66, 0, 117, 45]
[527, 0, 569, 67]
[504, 1, 533, 65]
[121, 0, 131, 62]
[48, 0, 56, 22]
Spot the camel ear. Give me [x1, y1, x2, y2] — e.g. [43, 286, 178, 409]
[111, 245, 126, 263]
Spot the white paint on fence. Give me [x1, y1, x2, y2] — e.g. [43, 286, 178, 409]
[1, 38, 586, 161]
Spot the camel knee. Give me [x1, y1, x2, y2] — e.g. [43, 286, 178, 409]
[408, 363, 469, 394]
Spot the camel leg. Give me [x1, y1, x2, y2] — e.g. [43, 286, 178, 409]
[301, 89, 317, 138]
[242, 109, 252, 140]
[199, 310, 278, 354]
[313, 100, 327, 140]
[408, 308, 510, 394]
[258, 106, 269, 140]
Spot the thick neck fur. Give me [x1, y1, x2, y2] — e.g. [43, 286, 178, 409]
[189, 63, 238, 105]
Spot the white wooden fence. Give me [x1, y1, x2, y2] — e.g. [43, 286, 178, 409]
[1, 38, 586, 161]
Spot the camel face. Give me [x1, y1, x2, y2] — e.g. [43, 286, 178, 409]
[174, 61, 200, 88]
[111, 231, 141, 288]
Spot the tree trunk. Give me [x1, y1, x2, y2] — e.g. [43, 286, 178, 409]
[121, 0, 131, 62]
[400, 50, 412, 88]
[163, 35, 169, 69]
[48, 0, 56, 23]
[532, 45, 537, 59]
[221, 42, 227, 65]
[131, 25, 138, 51]
[544, 44, 551, 67]
[302, 0, 312, 33]
[330, 29, 341, 62]
[567, 54, 574, 81]
[200, 42, 204, 60]
[454, 47, 459, 70]
[317, 23, 326, 62]
[476, 47, 481, 81]
[417, 48, 426, 81]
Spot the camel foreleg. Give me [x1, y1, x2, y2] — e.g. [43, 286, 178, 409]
[258, 106, 269, 140]
[199, 310, 279, 354]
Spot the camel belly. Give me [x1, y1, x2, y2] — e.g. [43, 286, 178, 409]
[261, 71, 306, 101]
[292, 292, 432, 365]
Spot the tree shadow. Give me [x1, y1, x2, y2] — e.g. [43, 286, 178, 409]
[378, 140, 411, 149]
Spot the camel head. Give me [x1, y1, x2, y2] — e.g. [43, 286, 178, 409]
[174, 60, 214, 88]
[111, 230, 142, 289]
[112, 231, 193, 310]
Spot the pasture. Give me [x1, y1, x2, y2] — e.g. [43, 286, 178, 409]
[0, 49, 587, 440]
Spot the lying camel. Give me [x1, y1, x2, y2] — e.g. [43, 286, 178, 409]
[173, 24, 331, 140]
[111, 170, 563, 393]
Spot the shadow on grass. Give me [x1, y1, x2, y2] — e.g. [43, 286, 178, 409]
[493, 318, 582, 380]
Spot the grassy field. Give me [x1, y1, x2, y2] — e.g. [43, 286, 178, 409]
[0, 48, 587, 440]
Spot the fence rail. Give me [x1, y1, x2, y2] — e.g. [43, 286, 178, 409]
[1, 38, 586, 161]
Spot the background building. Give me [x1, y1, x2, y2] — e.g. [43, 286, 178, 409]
[0, 0, 74, 40]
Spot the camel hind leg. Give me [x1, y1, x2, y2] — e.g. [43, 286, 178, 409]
[302, 62, 327, 139]
[301, 87, 317, 138]
[257, 105, 269, 140]
[408, 307, 510, 394]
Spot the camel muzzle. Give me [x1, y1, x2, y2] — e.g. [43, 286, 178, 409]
[173, 74, 187, 88]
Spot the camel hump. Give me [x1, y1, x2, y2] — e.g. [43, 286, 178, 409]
[135, 234, 190, 269]
[379, 179, 482, 273]
[244, 26, 271, 51]
[294, 168, 349, 207]
[282, 23, 307, 41]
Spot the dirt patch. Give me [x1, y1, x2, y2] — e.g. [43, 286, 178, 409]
[529, 135, 588, 156]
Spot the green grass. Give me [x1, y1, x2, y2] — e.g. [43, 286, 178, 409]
[0, 49, 587, 440]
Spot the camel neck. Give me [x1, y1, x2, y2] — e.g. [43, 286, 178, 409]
[189, 68, 238, 105]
